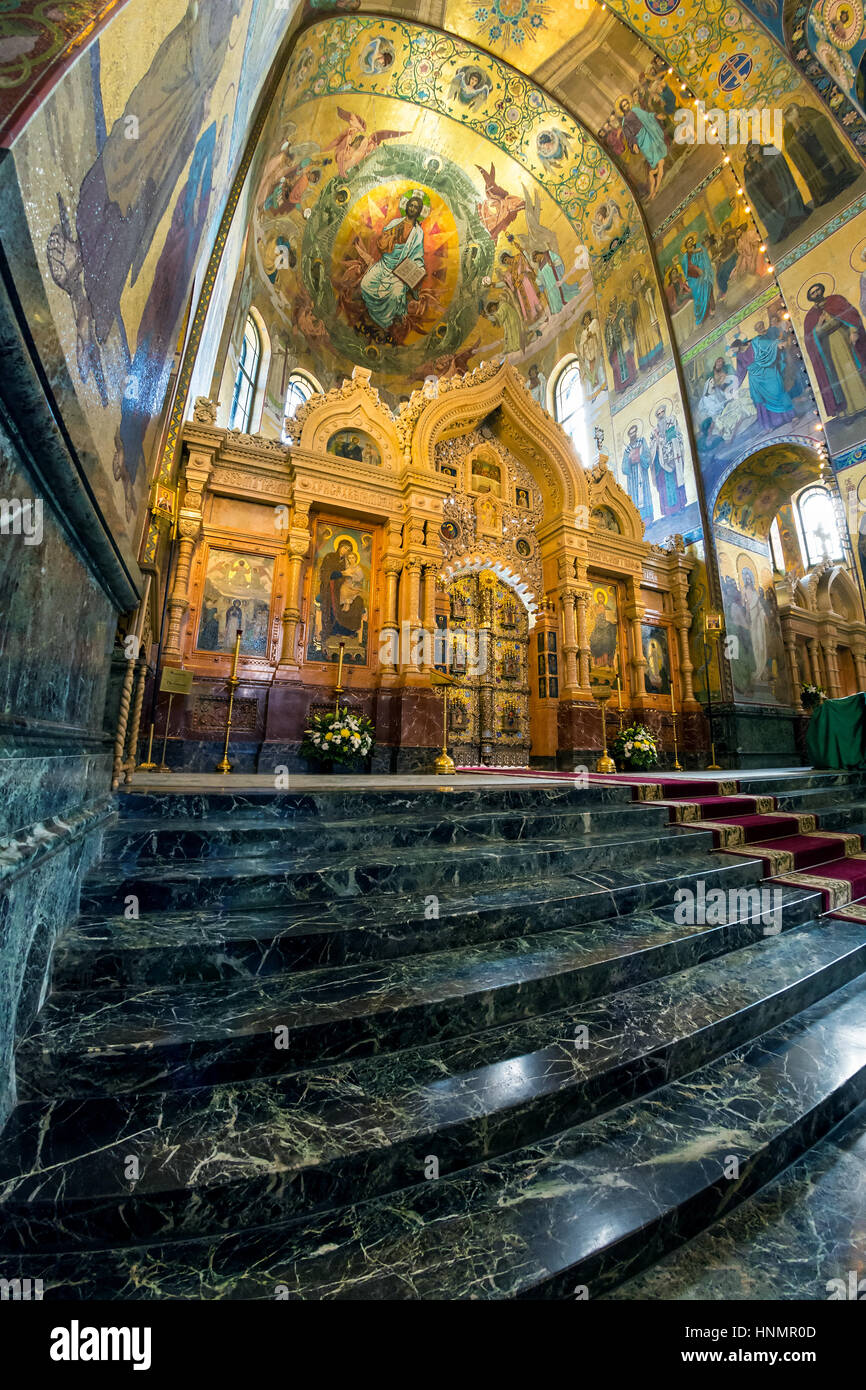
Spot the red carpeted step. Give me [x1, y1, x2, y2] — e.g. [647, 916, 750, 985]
[828, 899, 866, 922]
[751, 833, 850, 869]
[804, 858, 866, 893]
[712, 814, 806, 843]
[775, 856, 866, 912]
[675, 796, 771, 817]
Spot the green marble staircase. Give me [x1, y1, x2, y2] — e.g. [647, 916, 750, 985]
[1, 774, 866, 1299]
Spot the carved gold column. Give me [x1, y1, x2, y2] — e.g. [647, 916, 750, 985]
[420, 562, 438, 675]
[399, 514, 426, 685]
[112, 650, 136, 791]
[560, 587, 580, 697]
[112, 575, 152, 790]
[164, 517, 199, 657]
[821, 634, 841, 698]
[624, 584, 647, 699]
[670, 564, 697, 705]
[399, 556, 424, 682]
[574, 588, 592, 693]
[278, 503, 310, 676]
[782, 623, 803, 713]
[808, 637, 824, 689]
[379, 556, 402, 685]
[164, 447, 213, 658]
[123, 584, 153, 784]
[853, 642, 866, 691]
[125, 658, 148, 781]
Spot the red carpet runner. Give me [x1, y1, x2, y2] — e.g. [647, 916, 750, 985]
[459, 766, 866, 918]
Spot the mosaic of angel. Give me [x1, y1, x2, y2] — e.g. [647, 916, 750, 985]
[326, 108, 408, 178]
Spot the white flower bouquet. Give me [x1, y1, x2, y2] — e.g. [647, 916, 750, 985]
[301, 706, 375, 767]
[611, 722, 659, 770]
[800, 683, 825, 712]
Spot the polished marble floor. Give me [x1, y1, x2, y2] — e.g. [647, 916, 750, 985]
[6, 765, 863, 1299]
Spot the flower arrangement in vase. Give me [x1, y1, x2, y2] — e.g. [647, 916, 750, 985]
[800, 683, 825, 713]
[611, 722, 659, 771]
[301, 706, 375, 770]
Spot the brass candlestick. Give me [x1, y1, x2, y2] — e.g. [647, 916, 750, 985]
[137, 721, 159, 773]
[216, 629, 242, 775]
[703, 615, 723, 771]
[334, 640, 345, 715]
[431, 670, 457, 775]
[158, 694, 175, 772]
[670, 685, 683, 771]
[595, 687, 616, 774]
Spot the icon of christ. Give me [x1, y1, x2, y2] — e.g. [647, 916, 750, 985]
[359, 191, 428, 331]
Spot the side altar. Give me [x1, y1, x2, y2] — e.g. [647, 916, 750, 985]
[149, 361, 701, 771]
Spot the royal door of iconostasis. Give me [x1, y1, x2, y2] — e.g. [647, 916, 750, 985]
[440, 571, 531, 767]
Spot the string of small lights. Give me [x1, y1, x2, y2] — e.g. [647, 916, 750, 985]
[600, 37, 832, 480]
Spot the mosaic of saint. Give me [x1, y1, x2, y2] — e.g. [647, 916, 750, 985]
[589, 583, 620, 686]
[327, 428, 382, 465]
[783, 229, 866, 453]
[684, 293, 821, 506]
[642, 624, 672, 695]
[716, 536, 792, 706]
[657, 167, 774, 353]
[617, 401, 688, 525]
[252, 90, 598, 388]
[306, 521, 374, 664]
[196, 551, 274, 658]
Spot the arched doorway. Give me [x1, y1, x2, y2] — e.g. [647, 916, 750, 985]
[710, 441, 861, 707]
[439, 569, 532, 767]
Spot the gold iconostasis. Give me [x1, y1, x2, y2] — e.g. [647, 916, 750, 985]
[156, 363, 701, 766]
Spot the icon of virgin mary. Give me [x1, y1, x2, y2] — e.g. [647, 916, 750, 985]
[318, 536, 367, 644]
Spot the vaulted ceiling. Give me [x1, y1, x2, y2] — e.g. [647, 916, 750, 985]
[300, 0, 866, 225]
[4, 0, 863, 556]
[243, 14, 659, 394]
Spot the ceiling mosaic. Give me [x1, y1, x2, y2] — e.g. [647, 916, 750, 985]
[332, 0, 866, 223]
[8, 0, 864, 229]
[284, 17, 640, 237]
[248, 17, 664, 393]
[804, 0, 866, 112]
[0, 0, 120, 143]
[713, 441, 822, 535]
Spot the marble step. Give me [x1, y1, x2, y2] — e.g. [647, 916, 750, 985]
[603, 1096, 866, 1301]
[663, 780, 866, 817]
[18, 902, 863, 1104]
[6, 971, 866, 1298]
[118, 782, 634, 823]
[79, 825, 713, 915]
[101, 801, 672, 867]
[769, 785, 866, 815]
[0, 898, 839, 1253]
[56, 853, 769, 987]
[734, 772, 866, 800]
[787, 802, 866, 837]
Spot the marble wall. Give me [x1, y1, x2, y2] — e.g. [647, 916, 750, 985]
[0, 419, 118, 1127]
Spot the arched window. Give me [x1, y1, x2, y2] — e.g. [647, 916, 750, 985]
[797, 485, 844, 567]
[229, 316, 261, 432]
[281, 370, 321, 441]
[552, 359, 590, 465]
[769, 516, 784, 572]
[284, 372, 315, 419]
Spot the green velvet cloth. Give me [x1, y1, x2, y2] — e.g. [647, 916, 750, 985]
[806, 693, 866, 769]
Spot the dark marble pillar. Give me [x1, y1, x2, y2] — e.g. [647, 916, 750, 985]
[0, 432, 119, 1126]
